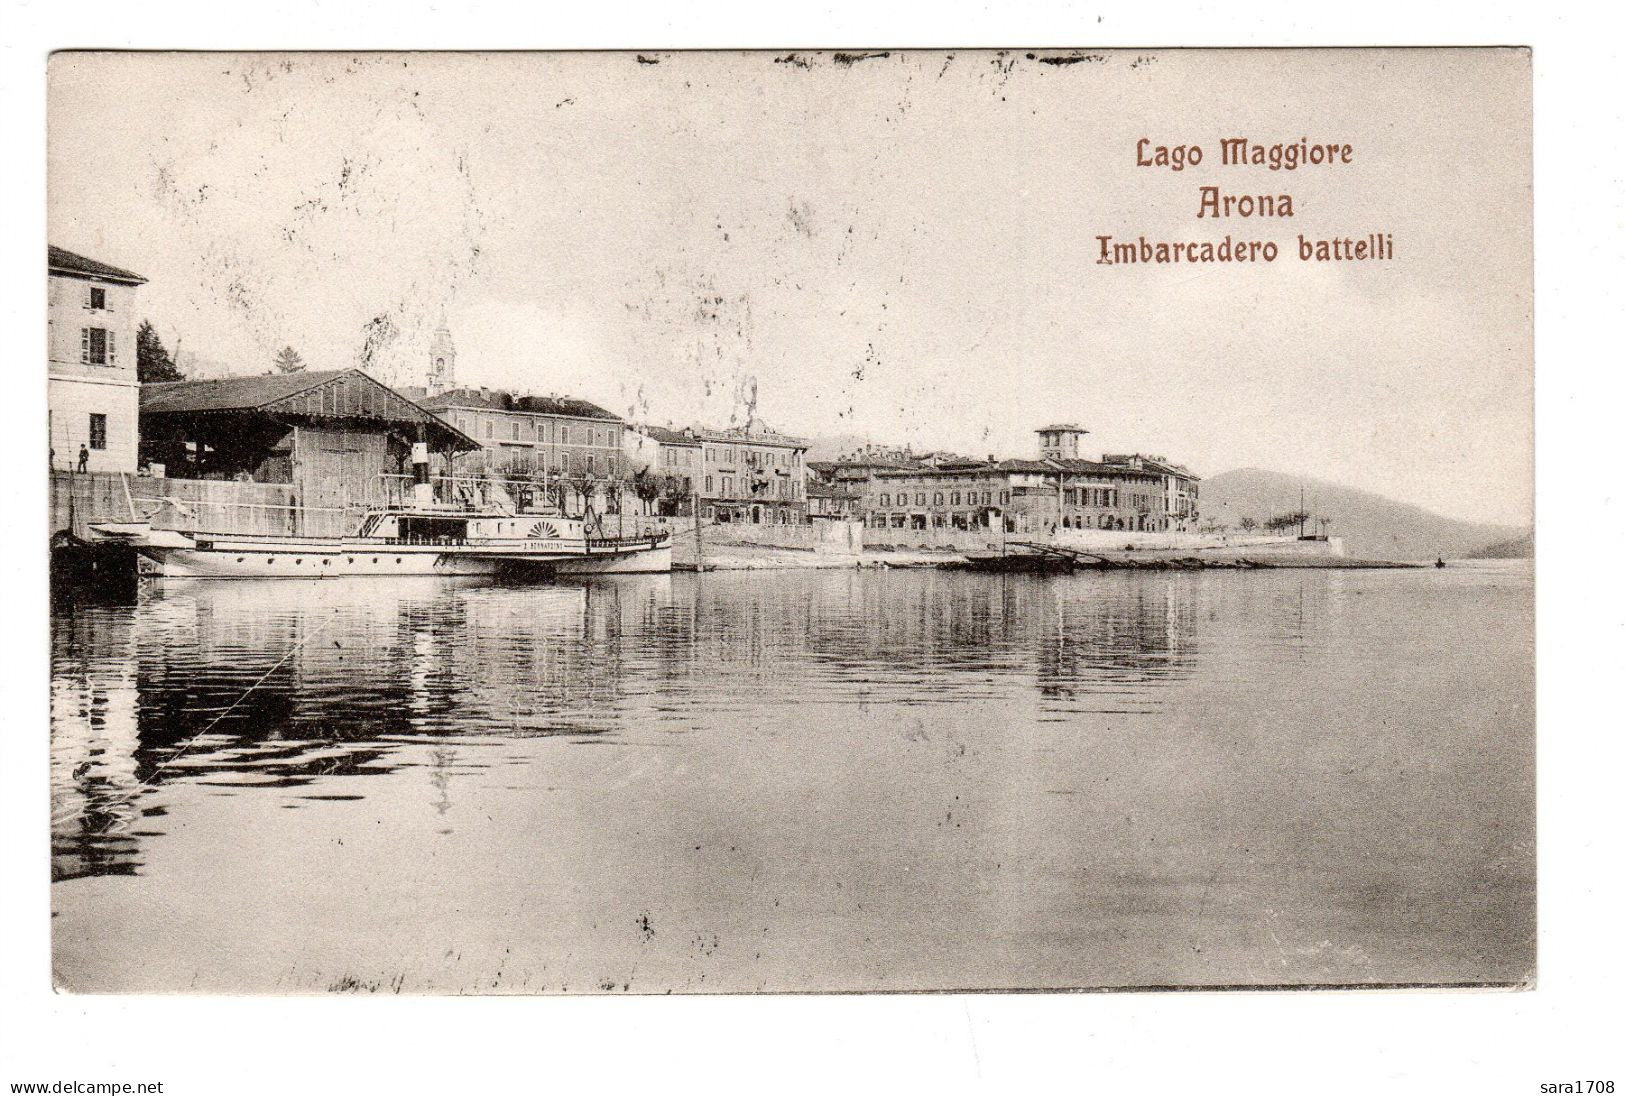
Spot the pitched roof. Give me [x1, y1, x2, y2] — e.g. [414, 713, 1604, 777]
[812, 456, 921, 472]
[1046, 458, 1114, 474]
[872, 461, 996, 478]
[141, 369, 478, 451]
[996, 459, 1055, 473]
[1098, 453, 1200, 480]
[637, 425, 702, 446]
[1039, 453, 1202, 480]
[48, 245, 146, 285]
[142, 370, 347, 414]
[420, 387, 621, 422]
[689, 424, 808, 449]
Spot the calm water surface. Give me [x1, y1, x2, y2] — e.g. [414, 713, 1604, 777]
[50, 563, 1534, 992]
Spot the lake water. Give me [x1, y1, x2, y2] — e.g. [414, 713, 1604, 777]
[50, 562, 1534, 993]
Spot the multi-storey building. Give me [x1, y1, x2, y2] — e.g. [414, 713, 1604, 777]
[1115, 454, 1200, 529]
[851, 425, 1201, 534]
[414, 387, 628, 482]
[48, 246, 146, 472]
[626, 425, 703, 515]
[1038, 426, 1200, 531]
[693, 423, 808, 525]
[866, 461, 1008, 531]
[806, 451, 918, 521]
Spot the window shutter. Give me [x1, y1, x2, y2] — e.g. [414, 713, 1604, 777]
[107, 331, 116, 364]
[80, 328, 89, 363]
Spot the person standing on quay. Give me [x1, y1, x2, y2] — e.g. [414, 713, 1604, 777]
[76, 444, 89, 474]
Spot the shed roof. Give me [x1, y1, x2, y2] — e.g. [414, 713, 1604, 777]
[49, 245, 146, 285]
[141, 369, 478, 451]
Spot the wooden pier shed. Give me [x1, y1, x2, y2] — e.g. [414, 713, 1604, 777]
[139, 369, 478, 534]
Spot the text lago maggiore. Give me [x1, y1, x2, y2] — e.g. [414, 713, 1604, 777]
[1095, 137, 1394, 266]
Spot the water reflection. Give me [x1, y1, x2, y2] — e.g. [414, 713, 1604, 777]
[51, 571, 1207, 881]
[49, 564, 1533, 993]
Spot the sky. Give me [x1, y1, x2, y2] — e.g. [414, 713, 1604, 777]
[48, 49, 1532, 525]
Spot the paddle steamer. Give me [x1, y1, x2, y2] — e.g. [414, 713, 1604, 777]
[91, 506, 671, 578]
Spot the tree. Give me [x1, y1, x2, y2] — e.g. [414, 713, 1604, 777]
[136, 320, 184, 383]
[1238, 515, 1258, 532]
[1264, 510, 1311, 535]
[563, 471, 595, 518]
[660, 474, 691, 516]
[273, 346, 306, 374]
[632, 469, 663, 514]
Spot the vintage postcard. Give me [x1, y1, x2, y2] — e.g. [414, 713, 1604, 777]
[46, 48, 1532, 994]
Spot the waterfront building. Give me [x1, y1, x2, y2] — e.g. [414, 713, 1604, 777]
[806, 451, 920, 521]
[414, 387, 627, 482]
[693, 422, 808, 525]
[1050, 452, 1200, 532]
[626, 424, 702, 515]
[851, 427, 1201, 534]
[863, 458, 1060, 533]
[48, 246, 147, 472]
[139, 369, 478, 533]
[865, 460, 1006, 532]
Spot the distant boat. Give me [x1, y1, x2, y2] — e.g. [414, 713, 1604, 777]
[89, 505, 671, 578]
[1436, 556, 1447, 568]
[958, 550, 1075, 573]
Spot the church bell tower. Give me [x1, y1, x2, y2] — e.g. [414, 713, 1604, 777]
[428, 315, 456, 396]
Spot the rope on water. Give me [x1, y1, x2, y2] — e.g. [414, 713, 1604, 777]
[83, 608, 342, 835]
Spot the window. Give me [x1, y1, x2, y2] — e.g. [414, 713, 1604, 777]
[560, 453, 571, 472]
[81, 327, 112, 365]
[587, 455, 596, 474]
[705, 475, 713, 492]
[951, 492, 961, 505]
[915, 492, 925, 506]
[879, 493, 890, 506]
[88, 287, 106, 310]
[561, 426, 570, 445]
[484, 420, 494, 439]
[88, 413, 107, 450]
[511, 421, 520, 441]
[933, 492, 944, 506]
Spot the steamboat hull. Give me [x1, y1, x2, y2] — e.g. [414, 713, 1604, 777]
[128, 537, 670, 578]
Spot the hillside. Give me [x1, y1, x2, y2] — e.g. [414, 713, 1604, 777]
[1467, 531, 1535, 559]
[1201, 468, 1525, 562]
